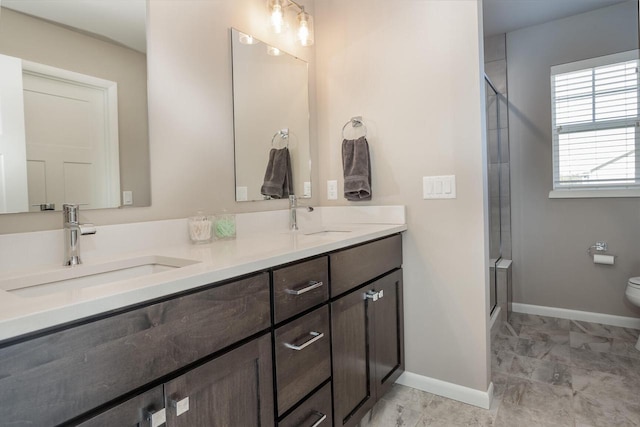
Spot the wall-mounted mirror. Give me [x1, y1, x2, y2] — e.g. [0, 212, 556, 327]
[0, 0, 150, 213]
[231, 28, 311, 202]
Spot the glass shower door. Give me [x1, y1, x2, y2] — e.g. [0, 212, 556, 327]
[485, 76, 502, 314]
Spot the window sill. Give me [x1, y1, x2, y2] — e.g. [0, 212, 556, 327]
[549, 189, 640, 199]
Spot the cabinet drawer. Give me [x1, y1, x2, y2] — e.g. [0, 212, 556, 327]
[275, 305, 331, 415]
[279, 382, 333, 427]
[273, 256, 329, 323]
[0, 272, 270, 427]
[330, 234, 402, 297]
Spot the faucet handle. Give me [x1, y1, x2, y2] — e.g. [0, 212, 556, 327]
[79, 224, 97, 235]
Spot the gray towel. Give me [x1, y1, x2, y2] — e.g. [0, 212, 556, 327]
[261, 147, 293, 199]
[342, 136, 371, 201]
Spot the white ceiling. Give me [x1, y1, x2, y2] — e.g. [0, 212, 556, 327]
[1, 0, 147, 53]
[483, 0, 632, 36]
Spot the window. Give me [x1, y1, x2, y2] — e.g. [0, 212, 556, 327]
[551, 50, 640, 195]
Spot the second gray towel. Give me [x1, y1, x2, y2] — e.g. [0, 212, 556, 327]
[342, 136, 371, 201]
[261, 147, 293, 199]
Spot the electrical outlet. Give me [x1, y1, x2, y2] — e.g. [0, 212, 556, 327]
[327, 180, 338, 200]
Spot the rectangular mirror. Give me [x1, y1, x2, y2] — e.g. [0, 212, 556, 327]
[231, 28, 312, 202]
[0, 0, 150, 213]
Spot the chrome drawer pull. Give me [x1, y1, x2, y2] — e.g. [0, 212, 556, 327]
[284, 331, 324, 351]
[285, 281, 324, 295]
[364, 290, 379, 301]
[145, 408, 166, 427]
[170, 396, 190, 416]
[310, 411, 327, 427]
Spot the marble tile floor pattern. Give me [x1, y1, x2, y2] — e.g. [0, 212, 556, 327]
[357, 313, 640, 427]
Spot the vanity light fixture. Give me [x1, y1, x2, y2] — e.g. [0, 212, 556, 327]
[296, 9, 313, 46]
[267, 0, 314, 47]
[268, 0, 286, 34]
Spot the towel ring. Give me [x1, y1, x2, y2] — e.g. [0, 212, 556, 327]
[341, 116, 367, 139]
[271, 128, 289, 148]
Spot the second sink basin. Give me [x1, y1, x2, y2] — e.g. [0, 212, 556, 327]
[0, 255, 200, 298]
[302, 228, 352, 236]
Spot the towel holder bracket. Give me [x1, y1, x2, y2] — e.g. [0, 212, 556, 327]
[342, 116, 367, 139]
[271, 128, 290, 148]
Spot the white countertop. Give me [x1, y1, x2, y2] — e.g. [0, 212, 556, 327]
[0, 209, 406, 342]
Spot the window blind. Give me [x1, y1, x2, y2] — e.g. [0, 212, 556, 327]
[551, 50, 640, 191]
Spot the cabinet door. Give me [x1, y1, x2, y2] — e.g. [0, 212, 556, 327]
[331, 289, 374, 427]
[164, 334, 273, 427]
[371, 269, 404, 400]
[77, 386, 165, 427]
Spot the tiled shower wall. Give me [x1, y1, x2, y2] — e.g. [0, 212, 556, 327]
[484, 34, 512, 260]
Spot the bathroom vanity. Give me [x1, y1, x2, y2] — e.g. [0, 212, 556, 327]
[0, 219, 405, 427]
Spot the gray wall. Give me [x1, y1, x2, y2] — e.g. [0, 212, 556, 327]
[315, 0, 490, 391]
[508, 0, 640, 318]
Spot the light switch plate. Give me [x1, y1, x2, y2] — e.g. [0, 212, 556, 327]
[327, 180, 338, 200]
[236, 186, 248, 201]
[122, 191, 133, 205]
[303, 181, 311, 197]
[423, 175, 456, 199]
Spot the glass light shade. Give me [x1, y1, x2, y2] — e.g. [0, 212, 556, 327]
[268, 0, 285, 34]
[238, 32, 259, 45]
[297, 11, 314, 46]
[267, 46, 282, 56]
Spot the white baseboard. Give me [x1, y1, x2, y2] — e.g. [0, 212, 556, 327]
[396, 371, 493, 409]
[489, 306, 501, 331]
[512, 303, 640, 329]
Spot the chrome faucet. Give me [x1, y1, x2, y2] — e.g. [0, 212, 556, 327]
[63, 204, 96, 266]
[289, 195, 314, 231]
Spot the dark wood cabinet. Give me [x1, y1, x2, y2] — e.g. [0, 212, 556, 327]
[0, 273, 270, 427]
[0, 233, 403, 427]
[331, 268, 404, 427]
[164, 334, 273, 427]
[275, 306, 331, 415]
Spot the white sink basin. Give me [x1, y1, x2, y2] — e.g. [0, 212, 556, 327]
[0, 255, 200, 298]
[302, 228, 352, 236]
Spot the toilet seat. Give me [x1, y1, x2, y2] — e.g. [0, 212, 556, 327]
[628, 277, 640, 288]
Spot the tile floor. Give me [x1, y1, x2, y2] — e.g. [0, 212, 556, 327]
[358, 313, 640, 426]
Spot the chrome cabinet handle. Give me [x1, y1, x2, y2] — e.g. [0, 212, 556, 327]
[285, 280, 324, 295]
[145, 408, 166, 427]
[310, 411, 327, 427]
[364, 290, 379, 301]
[284, 331, 324, 351]
[170, 396, 190, 416]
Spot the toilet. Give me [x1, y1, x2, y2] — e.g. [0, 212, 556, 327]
[625, 277, 640, 350]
